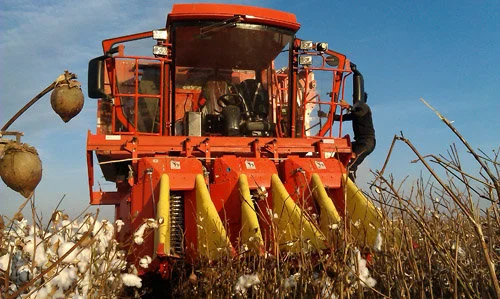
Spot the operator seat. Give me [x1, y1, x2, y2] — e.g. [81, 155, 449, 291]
[201, 77, 241, 136]
[238, 79, 269, 120]
[238, 79, 274, 136]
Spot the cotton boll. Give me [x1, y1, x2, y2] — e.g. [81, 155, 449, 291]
[77, 261, 88, 273]
[121, 273, 142, 288]
[110, 258, 127, 271]
[52, 288, 66, 299]
[92, 220, 102, 236]
[13, 218, 28, 237]
[373, 229, 383, 252]
[32, 285, 51, 299]
[52, 266, 78, 290]
[283, 273, 300, 289]
[61, 219, 73, 239]
[133, 223, 148, 245]
[79, 215, 94, 233]
[50, 234, 65, 252]
[79, 273, 90, 296]
[139, 255, 152, 269]
[34, 246, 48, 268]
[234, 273, 260, 295]
[22, 239, 48, 268]
[101, 220, 115, 242]
[364, 277, 377, 288]
[351, 249, 376, 289]
[320, 277, 338, 299]
[134, 235, 144, 245]
[0, 253, 11, 271]
[17, 265, 32, 283]
[76, 248, 91, 263]
[58, 242, 78, 263]
[95, 238, 108, 255]
[22, 236, 36, 254]
[133, 219, 158, 244]
[115, 219, 125, 232]
[27, 224, 42, 237]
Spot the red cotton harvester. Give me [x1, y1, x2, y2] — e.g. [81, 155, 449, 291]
[86, 3, 383, 276]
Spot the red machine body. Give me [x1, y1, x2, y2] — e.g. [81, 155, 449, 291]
[86, 3, 377, 274]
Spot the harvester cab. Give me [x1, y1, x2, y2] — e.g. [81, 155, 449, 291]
[86, 3, 382, 273]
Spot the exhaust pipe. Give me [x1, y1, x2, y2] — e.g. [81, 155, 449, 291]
[351, 63, 365, 104]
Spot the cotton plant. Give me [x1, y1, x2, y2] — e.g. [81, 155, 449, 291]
[233, 273, 261, 297]
[0, 212, 149, 298]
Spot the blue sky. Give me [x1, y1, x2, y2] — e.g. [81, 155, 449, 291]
[1, 0, 499, 220]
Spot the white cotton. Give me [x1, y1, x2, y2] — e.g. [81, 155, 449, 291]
[283, 273, 300, 289]
[352, 249, 376, 288]
[92, 220, 102, 236]
[50, 234, 65, 247]
[28, 224, 41, 237]
[52, 288, 66, 299]
[58, 242, 78, 263]
[364, 277, 377, 288]
[134, 236, 144, 245]
[34, 246, 48, 268]
[121, 273, 142, 288]
[0, 254, 10, 271]
[80, 273, 90, 296]
[234, 273, 260, 295]
[77, 261, 88, 273]
[13, 218, 28, 237]
[133, 220, 157, 245]
[80, 215, 94, 233]
[115, 219, 125, 232]
[451, 244, 466, 258]
[17, 265, 32, 283]
[33, 285, 51, 298]
[110, 258, 127, 271]
[23, 238, 48, 268]
[76, 248, 91, 264]
[61, 219, 72, 228]
[373, 229, 383, 252]
[52, 266, 78, 290]
[328, 223, 339, 230]
[95, 238, 108, 255]
[320, 277, 338, 299]
[60, 219, 73, 239]
[139, 255, 152, 269]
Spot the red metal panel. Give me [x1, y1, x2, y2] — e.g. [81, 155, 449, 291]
[283, 156, 345, 189]
[167, 3, 300, 31]
[86, 133, 352, 158]
[213, 156, 277, 188]
[140, 157, 203, 190]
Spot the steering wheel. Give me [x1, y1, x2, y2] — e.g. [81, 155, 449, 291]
[217, 93, 243, 108]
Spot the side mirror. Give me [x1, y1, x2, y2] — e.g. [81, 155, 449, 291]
[88, 56, 108, 99]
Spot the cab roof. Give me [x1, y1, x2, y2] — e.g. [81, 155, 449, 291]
[166, 3, 300, 32]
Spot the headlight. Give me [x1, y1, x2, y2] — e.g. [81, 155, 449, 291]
[300, 40, 313, 50]
[153, 45, 168, 56]
[316, 42, 328, 52]
[299, 55, 312, 65]
[152, 29, 168, 41]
